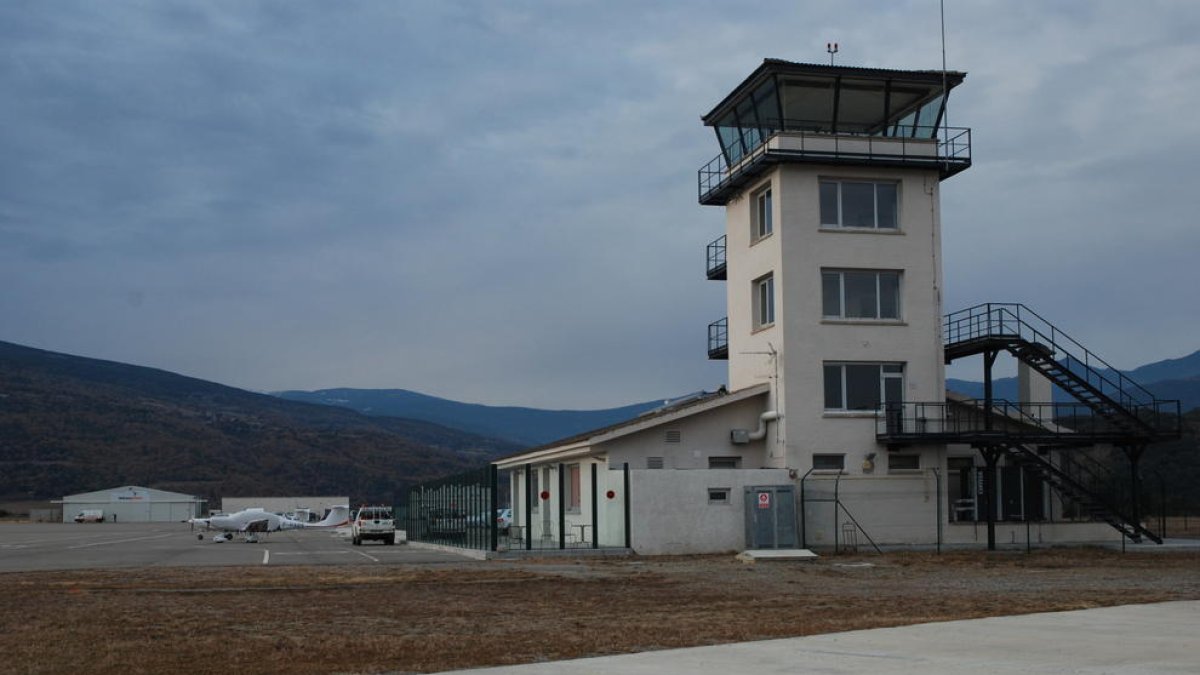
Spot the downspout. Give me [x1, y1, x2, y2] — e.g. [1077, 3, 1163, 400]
[745, 411, 781, 442]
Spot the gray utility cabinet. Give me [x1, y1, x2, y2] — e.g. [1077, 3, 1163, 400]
[744, 485, 797, 549]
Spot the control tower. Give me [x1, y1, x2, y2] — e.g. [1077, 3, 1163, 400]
[699, 60, 971, 472]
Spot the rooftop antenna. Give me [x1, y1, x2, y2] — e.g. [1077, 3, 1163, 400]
[939, 0, 949, 163]
[826, 42, 839, 66]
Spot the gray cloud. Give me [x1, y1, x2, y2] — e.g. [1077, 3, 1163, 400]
[1, 1, 1197, 406]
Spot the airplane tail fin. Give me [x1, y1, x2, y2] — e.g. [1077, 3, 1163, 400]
[308, 505, 350, 528]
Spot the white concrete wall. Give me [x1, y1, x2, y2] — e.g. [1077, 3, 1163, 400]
[507, 459, 626, 547]
[801, 472, 942, 547]
[629, 468, 791, 555]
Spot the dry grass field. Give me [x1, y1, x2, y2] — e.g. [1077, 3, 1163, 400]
[2, 549, 1198, 674]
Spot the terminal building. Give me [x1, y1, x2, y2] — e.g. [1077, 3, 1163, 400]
[480, 59, 1182, 555]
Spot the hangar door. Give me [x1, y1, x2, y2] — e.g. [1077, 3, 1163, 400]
[744, 485, 797, 549]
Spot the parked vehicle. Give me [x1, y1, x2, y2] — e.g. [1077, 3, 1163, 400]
[351, 505, 395, 546]
[73, 509, 104, 523]
[466, 508, 513, 535]
[426, 508, 466, 539]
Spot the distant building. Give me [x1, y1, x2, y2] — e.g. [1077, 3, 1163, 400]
[492, 60, 1180, 555]
[57, 485, 204, 523]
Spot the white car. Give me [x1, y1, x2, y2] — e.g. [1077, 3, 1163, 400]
[351, 506, 395, 546]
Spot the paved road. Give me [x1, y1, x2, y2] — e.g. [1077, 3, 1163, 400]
[452, 601, 1200, 674]
[0, 522, 475, 571]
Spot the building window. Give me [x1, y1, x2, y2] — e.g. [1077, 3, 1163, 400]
[754, 273, 775, 329]
[824, 362, 904, 411]
[565, 464, 581, 511]
[820, 180, 898, 229]
[822, 270, 901, 320]
[888, 454, 920, 473]
[646, 457, 664, 469]
[708, 488, 731, 504]
[708, 456, 741, 469]
[753, 186, 773, 240]
[813, 454, 845, 471]
[665, 429, 682, 444]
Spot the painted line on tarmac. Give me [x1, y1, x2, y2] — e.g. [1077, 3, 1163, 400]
[67, 533, 175, 549]
[262, 549, 270, 566]
[271, 551, 353, 556]
[354, 550, 380, 563]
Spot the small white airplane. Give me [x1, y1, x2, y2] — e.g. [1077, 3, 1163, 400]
[190, 505, 350, 542]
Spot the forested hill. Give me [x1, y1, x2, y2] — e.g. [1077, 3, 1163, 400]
[273, 387, 667, 446]
[0, 340, 518, 504]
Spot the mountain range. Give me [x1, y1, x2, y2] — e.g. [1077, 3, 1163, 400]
[0, 340, 519, 504]
[273, 388, 669, 446]
[946, 349, 1200, 412]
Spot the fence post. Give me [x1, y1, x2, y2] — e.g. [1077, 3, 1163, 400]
[623, 462, 631, 550]
[489, 465, 499, 552]
[524, 463, 532, 551]
[558, 463, 566, 550]
[591, 463, 598, 550]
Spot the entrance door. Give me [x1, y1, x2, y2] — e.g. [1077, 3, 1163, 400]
[744, 486, 798, 549]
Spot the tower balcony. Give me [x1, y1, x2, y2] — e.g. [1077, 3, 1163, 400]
[706, 235, 726, 280]
[707, 317, 728, 360]
[698, 125, 970, 206]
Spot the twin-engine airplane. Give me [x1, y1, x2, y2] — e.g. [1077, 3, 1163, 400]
[190, 505, 350, 542]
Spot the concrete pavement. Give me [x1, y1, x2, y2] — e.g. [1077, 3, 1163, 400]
[452, 601, 1200, 674]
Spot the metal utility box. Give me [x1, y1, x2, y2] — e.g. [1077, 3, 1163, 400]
[744, 485, 797, 549]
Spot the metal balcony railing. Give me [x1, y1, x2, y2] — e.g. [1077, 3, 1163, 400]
[698, 123, 971, 205]
[707, 318, 728, 360]
[706, 235, 726, 280]
[876, 400, 1181, 444]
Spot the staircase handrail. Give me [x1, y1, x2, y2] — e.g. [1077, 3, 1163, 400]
[944, 303, 1160, 411]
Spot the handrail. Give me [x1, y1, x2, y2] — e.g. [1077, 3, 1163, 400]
[707, 317, 728, 357]
[706, 235, 726, 277]
[877, 400, 1180, 440]
[699, 124, 971, 202]
[944, 303, 1162, 411]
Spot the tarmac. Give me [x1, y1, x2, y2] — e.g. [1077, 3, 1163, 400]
[451, 600, 1200, 674]
[0, 522, 474, 571]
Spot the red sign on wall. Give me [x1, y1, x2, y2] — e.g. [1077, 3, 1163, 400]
[757, 492, 770, 509]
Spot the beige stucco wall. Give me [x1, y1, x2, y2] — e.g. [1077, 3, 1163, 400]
[721, 160, 947, 475]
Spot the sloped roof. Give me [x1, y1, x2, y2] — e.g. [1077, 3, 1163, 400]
[494, 384, 770, 468]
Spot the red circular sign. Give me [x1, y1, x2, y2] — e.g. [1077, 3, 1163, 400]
[606, 490, 616, 499]
[540, 490, 550, 500]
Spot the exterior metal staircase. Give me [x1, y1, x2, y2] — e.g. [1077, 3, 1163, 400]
[943, 303, 1181, 442]
[1003, 444, 1162, 544]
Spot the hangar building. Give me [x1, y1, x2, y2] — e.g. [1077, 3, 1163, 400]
[57, 485, 204, 523]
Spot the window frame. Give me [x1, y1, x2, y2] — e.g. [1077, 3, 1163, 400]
[707, 456, 742, 469]
[822, 269, 902, 320]
[753, 273, 775, 329]
[887, 454, 921, 473]
[819, 179, 899, 230]
[565, 463, 582, 512]
[823, 362, 905, 411]
[752, 185, 773, 241]
[708, 488, 732, 504]
[812, 453, 846, 472]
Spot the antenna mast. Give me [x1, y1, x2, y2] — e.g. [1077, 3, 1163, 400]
[826, 42, 839, 66]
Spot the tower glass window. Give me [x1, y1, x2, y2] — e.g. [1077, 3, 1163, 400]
[823, 362, 904, 411]
[753, 186, 773, 240]
[754, 274, 775, 329]
[820, 180, 898, 229]
[822, 270, 901, 319]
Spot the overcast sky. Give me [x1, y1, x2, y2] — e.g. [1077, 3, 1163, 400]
[2, 1, 1198, 408]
